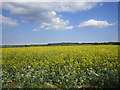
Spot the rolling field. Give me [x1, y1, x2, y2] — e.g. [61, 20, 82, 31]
[2, 45, 120, 88]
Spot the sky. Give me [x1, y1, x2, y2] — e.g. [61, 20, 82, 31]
[1, 2, 118, 45]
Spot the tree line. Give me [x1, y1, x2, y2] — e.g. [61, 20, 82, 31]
[1, 42, 120, 48]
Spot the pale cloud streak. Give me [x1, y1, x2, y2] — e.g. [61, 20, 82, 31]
[99, 3, 103, 6]
[0, 14, 18, 27]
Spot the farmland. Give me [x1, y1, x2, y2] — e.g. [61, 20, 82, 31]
[2, 45, 120, 88]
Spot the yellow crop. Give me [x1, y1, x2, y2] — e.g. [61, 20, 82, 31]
[2, 45, 119, 88]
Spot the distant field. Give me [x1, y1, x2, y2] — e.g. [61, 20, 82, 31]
[2, 45, 120, 88]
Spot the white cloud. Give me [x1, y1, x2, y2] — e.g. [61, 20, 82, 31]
[53, 2, 97, 12]
[2, 2, 97, 30]
[33, 19, 74, 31]
[77, 19, 114, 28]
[0, 14, 18, 27]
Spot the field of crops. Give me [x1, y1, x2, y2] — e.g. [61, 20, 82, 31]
[2, 45, 120, 88]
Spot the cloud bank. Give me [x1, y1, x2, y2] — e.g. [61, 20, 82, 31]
[2, 2, 115, 31]
[2, 2, 97, 31]
[1, 0, 119, 2]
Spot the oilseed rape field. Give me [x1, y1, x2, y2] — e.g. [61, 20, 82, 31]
[2, 45, 120, 88]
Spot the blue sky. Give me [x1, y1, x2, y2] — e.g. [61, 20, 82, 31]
[2, 2, 118, 45]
